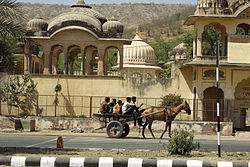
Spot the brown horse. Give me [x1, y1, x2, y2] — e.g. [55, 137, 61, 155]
[141, 101, 191, 139]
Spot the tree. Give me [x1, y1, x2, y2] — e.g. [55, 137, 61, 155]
[182, 31, 194, 61]
[0, 0, 25, 39]
[0, 0, 26, 72]
[0, 74, 38, 116]
[149, 39, 181, 64]
[202, 26, 221, 56]
[54, 82, 62, 117]
[107, 49, 118, 71]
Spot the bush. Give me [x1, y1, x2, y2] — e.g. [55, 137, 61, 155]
[160, 93, 183, 107]
[166, 129, 200, 155]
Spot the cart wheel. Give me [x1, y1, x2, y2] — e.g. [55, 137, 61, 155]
[106, 121, 124, 138]
[121, 123, 130, 138]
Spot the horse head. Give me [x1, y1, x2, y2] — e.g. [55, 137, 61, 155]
[183, 101, 191, 115]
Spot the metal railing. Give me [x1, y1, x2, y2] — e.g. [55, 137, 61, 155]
[0, 95, 233, 122]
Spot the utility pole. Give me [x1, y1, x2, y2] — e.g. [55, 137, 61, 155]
[216, 40, 221, 157]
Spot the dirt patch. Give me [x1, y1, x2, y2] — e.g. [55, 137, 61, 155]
[1, 149, 250, 162]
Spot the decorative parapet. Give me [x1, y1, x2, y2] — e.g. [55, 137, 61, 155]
[195, 0, 250, 15]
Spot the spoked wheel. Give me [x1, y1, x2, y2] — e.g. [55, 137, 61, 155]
[121, 123, 130, 138]
[106, 121, 124, 138]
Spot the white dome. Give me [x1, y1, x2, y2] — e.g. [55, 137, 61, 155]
[123, 34, 155, 65]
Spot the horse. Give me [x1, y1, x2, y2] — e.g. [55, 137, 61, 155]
[141, 101, 191, 139]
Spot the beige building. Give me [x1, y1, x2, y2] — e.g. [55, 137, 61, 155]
[185, 0, 250, 128]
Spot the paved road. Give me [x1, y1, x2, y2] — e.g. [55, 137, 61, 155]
[0, 134, 250, 152]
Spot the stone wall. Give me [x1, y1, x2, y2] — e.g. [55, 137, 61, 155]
[0, 116, 233, 135]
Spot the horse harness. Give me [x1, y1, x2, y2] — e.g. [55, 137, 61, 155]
[163, 107, 175, 122]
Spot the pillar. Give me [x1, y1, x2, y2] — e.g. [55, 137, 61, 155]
[98, 48, 105, 76]
[24, 43, 30, 74]
[193, 28, 197, 59]
[33, 61, 36, 73]
[243, 27, 249, 35]
[221, 29, 226, 57]
[119, 46, 124, 76]
[43, 46, 51, 75]
[197, 29, 203, 57]
[52, 53, 57, 75]
[63, 48, 68, 74]
[226, 27, 237, 58]
[81, 50, 85, 75]
[104, 50, 109, 75]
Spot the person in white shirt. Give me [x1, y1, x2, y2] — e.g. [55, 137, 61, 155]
[122, 97, 143, 128]
[122, 97, 134, 114]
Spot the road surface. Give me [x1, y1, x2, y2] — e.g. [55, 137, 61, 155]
[0, 134, 250, 152]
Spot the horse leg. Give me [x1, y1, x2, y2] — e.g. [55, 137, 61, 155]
[160, 122, 169, 139]
[148, 121, 155, 139]
[169, 122, 172, 138]
[142, 121, 148, 139]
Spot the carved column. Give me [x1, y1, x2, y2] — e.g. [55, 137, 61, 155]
[98, 48, 105, 76]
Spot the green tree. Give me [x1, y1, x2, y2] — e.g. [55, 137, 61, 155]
[107, 49, 118, 71]
[236, 27, 245, 35]
[0, 0, 25, 39]
[202, 26, 221, 56]
[182, 31, 194, 61]
[149, 39, 181, 64]
[0, 74, 38, 116]
[0, 0, 26, 72]
[54, 82, 62, 117]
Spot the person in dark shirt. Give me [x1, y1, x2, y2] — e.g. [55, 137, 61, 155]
[99, 97, 110, 113]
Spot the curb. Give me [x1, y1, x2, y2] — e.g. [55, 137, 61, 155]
[0, 156, 250, 167]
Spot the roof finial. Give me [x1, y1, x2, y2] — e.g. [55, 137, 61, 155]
[77, 0, 85, 5]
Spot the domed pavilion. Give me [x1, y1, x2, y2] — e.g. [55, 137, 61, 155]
[24, 0, 130, 75]
[114, 33, 162, 79]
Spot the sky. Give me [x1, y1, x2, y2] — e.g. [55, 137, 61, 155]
[16, 0, 196, 5]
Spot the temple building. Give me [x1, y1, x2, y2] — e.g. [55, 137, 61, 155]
[185, 0, 250, 128]
[24, 0, 129, 76]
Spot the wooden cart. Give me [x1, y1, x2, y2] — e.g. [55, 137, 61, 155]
[93, 113, 134, 138]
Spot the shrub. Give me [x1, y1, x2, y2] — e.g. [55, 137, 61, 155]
[166, 129, 200, 155]
[0, 74, 37, 116]
[161, 93, 183, 107]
